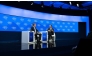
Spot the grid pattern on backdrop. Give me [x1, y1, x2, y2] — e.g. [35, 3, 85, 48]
[0, 14, 78, 32]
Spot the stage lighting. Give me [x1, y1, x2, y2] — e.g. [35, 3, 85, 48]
[77, 4, 79, 7]
[18, 1, 20, 2]
[69, 2, 72, 5]
[41, 2, 44, 8]
[31, 3, 33, 5]
[41, 5, 43, 8]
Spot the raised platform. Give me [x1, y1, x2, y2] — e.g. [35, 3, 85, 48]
[0, 31, 81, 56]
[0, 40, 79, 56]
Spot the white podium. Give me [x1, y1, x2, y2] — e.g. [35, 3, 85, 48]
[40, 31, 48, 43]
[21, 42, 56, 50]
[21, 31, 55, 43]
[21, 31, 35, 43]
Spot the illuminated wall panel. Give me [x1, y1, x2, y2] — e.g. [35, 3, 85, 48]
[0, 4, 89, 35]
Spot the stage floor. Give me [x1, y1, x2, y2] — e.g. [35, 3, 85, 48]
[0, 39, 79, 56]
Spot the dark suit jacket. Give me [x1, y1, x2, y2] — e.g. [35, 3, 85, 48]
[47, 27, 54, 32]
[30, 26, 38, 33]
[47, 27, 54, 35]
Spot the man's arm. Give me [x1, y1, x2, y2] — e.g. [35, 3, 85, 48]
[52, 28, 54, 32]
[47, 28, 50, 32]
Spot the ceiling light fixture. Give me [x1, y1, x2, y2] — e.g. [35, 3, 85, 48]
[77, 4, 79, 7]
[18, 1, 20, 2]
[41, 5, 44, 8]
[31, 3, 33, 5]
[69, 2, 72, 5]
[41, 2, 44, 8]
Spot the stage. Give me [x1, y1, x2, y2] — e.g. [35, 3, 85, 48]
[0, 3, 88, 56]
[0, 39, 79, 56]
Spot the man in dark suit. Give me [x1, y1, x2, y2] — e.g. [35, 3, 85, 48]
[30, 23, 41, 42]
[30, 23, 38, 33]
[47, 25, 54, 40]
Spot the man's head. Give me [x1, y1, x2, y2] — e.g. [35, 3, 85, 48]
[33, 23, 36, 27]
[49, 25, 52, 28]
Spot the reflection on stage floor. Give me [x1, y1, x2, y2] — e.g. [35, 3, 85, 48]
[0, 39, 79, 51]
[0, 39, 79, 55]
[21, 41, 56, 50]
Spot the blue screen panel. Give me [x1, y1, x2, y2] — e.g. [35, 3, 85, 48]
[0, 4, 89, 35]
[42, 43, 47, 48]
[43, 1, 53, 6]
[42, 32, 48, 41]
[29, 32, 34, 42]
[29, 44, 33, 50]
[0, 13, 78, 32]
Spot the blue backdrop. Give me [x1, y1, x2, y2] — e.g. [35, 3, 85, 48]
[0, 13, 78, 32]
[0, 4, 89, 35]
